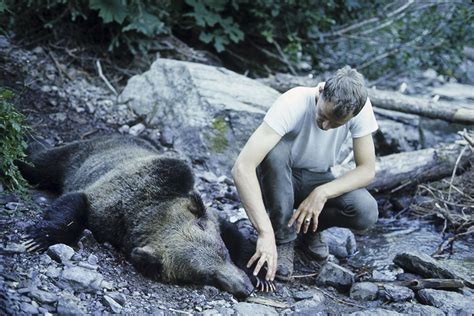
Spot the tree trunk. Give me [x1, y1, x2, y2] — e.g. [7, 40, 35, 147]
[332, 143, 471, 192]
[258, 74, 474, 125]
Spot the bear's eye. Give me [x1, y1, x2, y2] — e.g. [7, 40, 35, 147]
[196, 218, 207, 230]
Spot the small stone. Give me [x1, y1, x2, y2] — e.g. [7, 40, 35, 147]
[349, 308, 402, 315]
[234, 302, 278, 316]
[75, 107, 85, 113]
[47, 244, 75, 263]
[29, 288, 58, 304]
[40, 254, 52, 264]
[320, 227, 357, 259]
[350, 282, 379, 301]
[41, 85, 52, 93]
[159, 126, 174, 146]
[418, 288, 474, 314]
[107, 292, 126, 305]
[0, 35, 10, 48]
[21, 302, 39, 314]
[86, 103, 96, 114]
[0, 242, 26, 254]
[33, 46, 44, 54]
[61, 266, 104, 292]
[103, 295, 122, 313]
[49, 112, 67, 122]
[45, 266, 61, 278]
[87, 254, 99, 265]
[291, 291, 325, 314]
[78, 262, 98, 270]
[316, 262, 355, 292]
[422, 69, 438, 80]
[391, 303, 444, 316]
[379, 284, 414, 302]
[5, 202, 22, 210]
[56, 296, 85, 315]
[200, 171, 219, 183]
[129, 123, 146, 136]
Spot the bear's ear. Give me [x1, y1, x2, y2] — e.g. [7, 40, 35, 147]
[188, 191, 206, 218]
[130, 245, 163, 278]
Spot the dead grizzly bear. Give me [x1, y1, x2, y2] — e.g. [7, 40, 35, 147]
[19, 135, 274, 298]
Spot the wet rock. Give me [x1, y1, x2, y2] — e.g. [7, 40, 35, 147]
[61, 266, 104, 292]
[316, 262, 355, 292]
[350, 282, 379, 301]
[47, 244, 75, 263]
[103, 295, 122, 313]
[393, 251, 473, 287]
[320, 227, 357, 259]
[234, 302, 278, 316]
[29, 288, 58, 304]
[391, 302, 444, 315]
[349, 308, 402, 316]
[379, 284, 414, 302]
[417, 288, 474, 314]
[129, 123, 146, 136]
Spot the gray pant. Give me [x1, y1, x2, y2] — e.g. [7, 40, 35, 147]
[258, 137, 379, 244]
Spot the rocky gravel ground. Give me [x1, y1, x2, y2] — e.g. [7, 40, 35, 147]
[1, 36, 473, 315]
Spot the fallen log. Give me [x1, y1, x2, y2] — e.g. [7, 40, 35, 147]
[258, 74, 474, 125]
[332, 143, 471, 192]
[393, 252, 474, 289]
[396, 279, 465, 290]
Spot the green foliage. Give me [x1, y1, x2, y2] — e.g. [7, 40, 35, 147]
[0, 88, 29, 194]
[0, 0, 471, 80]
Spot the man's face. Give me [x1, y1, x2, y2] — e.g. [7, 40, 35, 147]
[315, 96, 353, 130]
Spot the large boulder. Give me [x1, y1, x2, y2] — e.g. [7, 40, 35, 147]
[119, 58, 280, 174]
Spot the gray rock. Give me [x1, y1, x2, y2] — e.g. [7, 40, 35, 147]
[0, 242, 26, 254]
[46, 266, 62, 278]
[119, 58, 280, 175]
[47, 244, 75, 263]
[350, 282, 379, 301]
[87, 254, 99, 266]
[349, 308, 402, 316]
[379, 284, 414, 302]
[321, 227, 357, 259]
[103, 295, 122, 313]
[160, 126, 174, 146]
[393, 251, 473, 287]
[29, 288, 58, 304]
[418, 288, 474, 314]
[20, 302, 39, 314]
[0, 35, 10, 49]
[129, 123, 146, 136]
[391, 303, 444, 316]
[234, 302, 278, 316]
[292, 289, 321, 301]
[291, 291, 325, 315]
[106, 292, 127, 305]
[316, 262, 355, 292]
[118, 124, 130, 134]
[56, 296, 85, 315]
[61, 266, 104, 292]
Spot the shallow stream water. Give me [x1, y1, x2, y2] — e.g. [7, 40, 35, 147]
[350, 217, 473, 280]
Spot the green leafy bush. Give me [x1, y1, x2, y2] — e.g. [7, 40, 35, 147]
[0, 88, 29, 193]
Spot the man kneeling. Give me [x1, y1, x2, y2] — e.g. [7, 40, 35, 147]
[232, 66, 379, 282]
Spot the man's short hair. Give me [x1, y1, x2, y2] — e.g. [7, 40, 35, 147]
[322, 66, 368, 118]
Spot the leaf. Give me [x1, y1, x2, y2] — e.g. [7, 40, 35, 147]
[89, 0, 128, 24]
[199, 32, 213, 44]
[123, 11, 165, 36]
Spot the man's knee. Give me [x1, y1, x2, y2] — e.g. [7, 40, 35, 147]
[350, 192, 378, 231]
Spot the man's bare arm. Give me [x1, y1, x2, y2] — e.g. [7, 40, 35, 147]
[231, 122, 282, 281]
[289, 134, 376, 233]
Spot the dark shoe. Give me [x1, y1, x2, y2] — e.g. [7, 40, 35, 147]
[275, 241, 294, 282]
[304, 232, 329, 261]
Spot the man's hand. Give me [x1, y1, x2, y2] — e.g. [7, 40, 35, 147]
[288, 187, 328, 233]
[246, 232, 277, 281]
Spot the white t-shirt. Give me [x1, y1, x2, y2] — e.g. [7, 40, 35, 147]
[264, 86, 378, 172]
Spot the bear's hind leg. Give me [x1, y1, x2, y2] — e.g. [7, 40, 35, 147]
[23, 192, 88, 252]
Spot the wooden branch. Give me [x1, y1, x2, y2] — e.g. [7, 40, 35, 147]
[332, 143, 470, 192]
[369, 89, 474, 125]
[258, 74, 474, 125]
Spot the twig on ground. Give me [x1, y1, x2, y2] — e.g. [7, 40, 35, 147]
[96, 60, 118, 96]
[319, 289, 365, 309]
[291, 272, 318, 279]
[432, 226, 474, 257]
[47, 49, 73, 81]
[448, 144, 469, 201]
